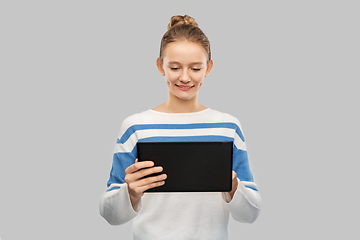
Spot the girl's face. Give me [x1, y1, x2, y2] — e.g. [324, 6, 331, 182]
[157, 40, 213, 101]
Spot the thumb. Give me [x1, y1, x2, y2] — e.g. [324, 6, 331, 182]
[232, 171, 237, 180]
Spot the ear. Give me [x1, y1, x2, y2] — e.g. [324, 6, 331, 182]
[205, 59, 214, 77]
[156, 57, 165, 76]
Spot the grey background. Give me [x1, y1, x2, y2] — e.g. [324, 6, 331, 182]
[1, 0, 359, 239]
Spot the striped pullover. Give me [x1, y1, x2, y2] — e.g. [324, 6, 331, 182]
[99, 108, 261, 240]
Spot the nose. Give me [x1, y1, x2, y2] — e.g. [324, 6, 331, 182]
[179, 69, 190, 83]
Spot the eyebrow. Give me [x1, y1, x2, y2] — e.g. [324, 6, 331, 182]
[168, 61, 204, 65]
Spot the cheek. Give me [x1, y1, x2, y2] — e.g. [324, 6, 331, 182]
[165, 76, 176, 88]
[166, 72, 179, 84]
[194, 75, 205, 86]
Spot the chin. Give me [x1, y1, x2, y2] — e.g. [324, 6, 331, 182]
[176, 94, 198, 101]
[169, 92, 195, 101]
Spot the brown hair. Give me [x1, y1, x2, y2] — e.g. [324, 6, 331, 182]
[159, 15, 211, 64]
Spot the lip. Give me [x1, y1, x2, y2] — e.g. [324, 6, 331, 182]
[175, 84, 194, 91]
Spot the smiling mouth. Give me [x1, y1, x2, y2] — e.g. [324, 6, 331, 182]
[175, 84, 194, 90]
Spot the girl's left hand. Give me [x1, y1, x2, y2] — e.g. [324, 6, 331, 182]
[229, 171, 239, 200]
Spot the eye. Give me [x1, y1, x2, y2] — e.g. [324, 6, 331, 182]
[192, 68, 201, 72]
[170, 67, 179, 71]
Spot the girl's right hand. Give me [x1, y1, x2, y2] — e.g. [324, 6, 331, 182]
[124, 159, 167, 207]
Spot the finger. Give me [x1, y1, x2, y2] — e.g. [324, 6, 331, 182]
[128, 173, 166, 194]
[134, 180, 165, 194]
[134, 166, 164, 180]
[136, 173, 167, 188]
[125, 165, 163, 184]
[232, 171, 237, 180]
[125, 160, 154, 174]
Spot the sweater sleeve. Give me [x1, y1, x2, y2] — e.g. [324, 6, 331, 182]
[222, 179, 261, 223]
[99, 118, 140, 225]
[222, 118, 261, 222]
[99, 183, 142, 225]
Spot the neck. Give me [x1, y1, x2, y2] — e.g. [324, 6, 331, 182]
[154, 94, 206, 113]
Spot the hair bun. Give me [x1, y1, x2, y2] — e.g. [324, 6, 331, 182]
[167, 15, 198, 30]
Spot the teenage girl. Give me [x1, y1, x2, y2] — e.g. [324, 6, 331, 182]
[100, 15, 261, 240]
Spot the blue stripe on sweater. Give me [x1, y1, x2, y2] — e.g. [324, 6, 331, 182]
[117, 123, 244, 144]
[106, 187, 120, 192]
[107, 152, 135, 187]
[244, 185, 258, 191]
[233, 148, 254, 183]
[126, 136, 234, 162]
[138, 135, 234, 143]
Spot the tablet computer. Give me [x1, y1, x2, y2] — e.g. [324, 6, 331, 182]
[137, 141, 233, 192]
